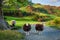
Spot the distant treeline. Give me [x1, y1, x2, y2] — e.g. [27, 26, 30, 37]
[3, 10, 33, 17]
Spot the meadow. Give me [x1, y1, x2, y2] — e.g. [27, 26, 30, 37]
[5, 16, 40, 28]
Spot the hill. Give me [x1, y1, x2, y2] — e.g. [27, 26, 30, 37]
[33, 4, 60, 16]
[3, 0, 60, 17]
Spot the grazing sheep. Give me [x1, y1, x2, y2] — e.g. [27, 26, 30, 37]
[35, 23, 44, 34]
[11, 20, 16, 27]
[23, 23, 31, 35]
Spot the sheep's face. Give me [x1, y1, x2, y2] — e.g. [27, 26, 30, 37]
[26, 23, 29, 26]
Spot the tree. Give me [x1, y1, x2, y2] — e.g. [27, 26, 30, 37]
[0, 0, 10, 30]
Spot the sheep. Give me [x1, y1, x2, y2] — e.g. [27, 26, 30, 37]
[23, 23, 31, 35]
[35, 23, 44, 34]
[11, 20, 16, 28]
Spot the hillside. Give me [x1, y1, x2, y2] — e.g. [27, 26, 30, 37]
[2, 0, 60, 29]
[3, 0, 60, 17]
[33, 4, 60, 16]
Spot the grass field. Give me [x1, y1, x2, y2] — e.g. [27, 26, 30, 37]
[5, 16, 40, 28]
[5, 13, 57, 28]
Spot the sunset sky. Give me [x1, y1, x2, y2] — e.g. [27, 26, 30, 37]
[32, 0, 60, 6]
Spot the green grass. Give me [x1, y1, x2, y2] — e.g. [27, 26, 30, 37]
[0, 30, 24, 40]
[5, 13, 56, 28]
[5, 16, 40, 28]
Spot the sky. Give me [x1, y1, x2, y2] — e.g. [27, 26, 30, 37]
[32, 0, 60, 6]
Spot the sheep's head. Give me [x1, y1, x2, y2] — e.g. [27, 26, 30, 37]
[26, 23, 29, 26]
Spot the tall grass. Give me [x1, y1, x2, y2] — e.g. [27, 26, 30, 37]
[0, 30, 24, 40]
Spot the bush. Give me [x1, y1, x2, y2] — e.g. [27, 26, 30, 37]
[0, 30, 24, 40]
[32, 15, 40, 21]
[32, 14, 53, 22]
[54, 17, 60, 24]
[47, 17, 60, 29]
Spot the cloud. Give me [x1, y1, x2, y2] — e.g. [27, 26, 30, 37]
[51, 0, 59, 2]
[51, 0, 57, 2]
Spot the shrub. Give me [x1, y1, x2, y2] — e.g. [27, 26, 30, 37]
[54, 17, 60, 24]
[47, 17, 60, 29]
[0, 30, 24, 40]
[32, 15, 40, 21]
[32, 14, 53, 22]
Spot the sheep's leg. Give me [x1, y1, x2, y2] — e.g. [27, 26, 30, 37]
[36, 30, 38, 33]
[25, 32, 29, 35]
[39, 31, 42, 35]
[36, 31, 42, 35]
[36, 30, 39, 34]
[38, 31, 40, 35]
